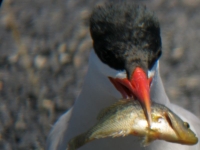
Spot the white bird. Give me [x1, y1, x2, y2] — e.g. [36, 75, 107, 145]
[46, 3, 200, 150]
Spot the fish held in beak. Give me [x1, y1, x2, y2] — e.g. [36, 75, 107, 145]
[109, 67, 152, 126]
[67, 99, 198, 150]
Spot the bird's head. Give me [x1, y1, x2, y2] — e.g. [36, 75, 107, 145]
[89, 3, 162, 126]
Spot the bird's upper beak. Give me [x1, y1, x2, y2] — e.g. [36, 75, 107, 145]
[109, 67, 152, 126]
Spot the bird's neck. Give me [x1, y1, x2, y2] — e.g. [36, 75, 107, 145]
[77, 50, 121, 109]
[150, 62, 170, 105]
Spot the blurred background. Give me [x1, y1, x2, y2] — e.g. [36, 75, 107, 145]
[0, 0, 200, 149]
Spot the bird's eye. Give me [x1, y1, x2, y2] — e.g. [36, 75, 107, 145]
[183, 122, 190, 128]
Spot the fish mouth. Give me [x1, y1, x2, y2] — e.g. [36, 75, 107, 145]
[166, 111, 198, 145]
[109, 67, 153, 126]
[178, 129, 199, 145]
[177, 130, 198, 145]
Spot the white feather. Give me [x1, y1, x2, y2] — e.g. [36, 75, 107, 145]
[46, 50, 200, 150]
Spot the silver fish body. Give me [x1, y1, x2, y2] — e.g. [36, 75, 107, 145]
[67, 99, 198, 150]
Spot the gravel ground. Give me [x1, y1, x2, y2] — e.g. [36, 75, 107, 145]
[0, 0, 200, 149]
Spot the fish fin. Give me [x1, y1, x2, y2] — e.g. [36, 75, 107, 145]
[67, 133, 89, 150]
[111, 130, 128, 138]
[140, 128, 156, 147]
[141, 135, 155, 147]
[97, 99, 131, 120]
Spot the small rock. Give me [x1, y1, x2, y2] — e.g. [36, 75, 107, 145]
[178, 76, 200, 89]
[1, 14, 13, 29]
[182, 0, 200, 7]
[15, 120, 26, 130]
[59, 53, 71, 64]
[73, 54, 82, 68]
[77, 27, 88, 40]
[8, 54, 19, 63]
[42, 99, 55, 111]
[78, 39, 92, 52]
[58, 43, 67, 53]
[15, 118, 26, 130]
[172, 47, 184, 60]
[167, 87, 181, 99]
[80, 10, 90, 20]
[34, 55, 48, 69]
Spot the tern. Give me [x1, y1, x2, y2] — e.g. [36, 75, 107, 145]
[46, 3, 200, 150]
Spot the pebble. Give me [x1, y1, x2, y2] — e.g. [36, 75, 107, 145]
[73, 54, 82, 69]
[178, 76, 200, 89]
[58, 43, 67, 53]
[34, 55, 48, 69]
[167, 87, 181, 99]
[1, 14, 13, 29]
[76, 27, 88, 40]
[15, 119, 27, 130]
[59, 53, 71, 65]
[182, 0, 200, 7]
[8, 54, 19, 63]
[171, 47, 184, 60]
[80, 10, 90, 20]
[42, 99, 55, 121]
[78, 39, 92, 53]
[15, 112, 27, 130]
[42, 99, 55, 111]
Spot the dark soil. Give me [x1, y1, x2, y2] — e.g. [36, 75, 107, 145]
[0, 0, 199, 149]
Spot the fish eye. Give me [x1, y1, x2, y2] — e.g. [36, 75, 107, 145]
[183, 122, 190, 128]
[157, 117, 164, 123]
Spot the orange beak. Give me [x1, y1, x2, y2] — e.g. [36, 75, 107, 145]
[109, 67, 152, 126]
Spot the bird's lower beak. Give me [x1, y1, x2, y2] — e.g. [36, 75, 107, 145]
[109, 67, 152, 126]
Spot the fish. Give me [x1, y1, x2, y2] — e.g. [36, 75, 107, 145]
[67, 99, 198, 150]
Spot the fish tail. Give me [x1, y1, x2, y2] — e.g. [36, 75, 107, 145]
[67, 133, 89, 150]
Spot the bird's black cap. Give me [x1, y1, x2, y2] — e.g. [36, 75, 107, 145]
[90, 2, 162, 78]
